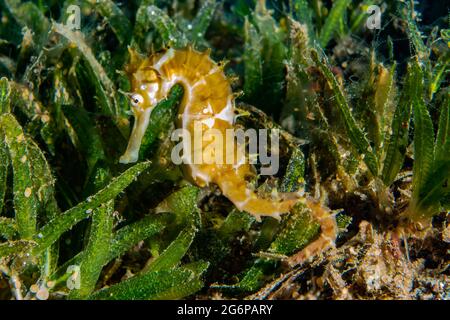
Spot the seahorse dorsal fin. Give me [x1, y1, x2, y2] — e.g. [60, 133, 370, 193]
[203, 47, 212, 56]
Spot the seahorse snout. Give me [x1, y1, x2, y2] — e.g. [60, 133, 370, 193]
[120, 107, 153, 164]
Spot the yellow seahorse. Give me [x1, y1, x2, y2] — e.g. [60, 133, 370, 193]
[119, 46, 337, 264]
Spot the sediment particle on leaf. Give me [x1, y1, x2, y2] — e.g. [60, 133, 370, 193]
[24, 187, 32, 198]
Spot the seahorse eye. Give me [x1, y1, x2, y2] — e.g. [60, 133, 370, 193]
[130, 93, 144, 107]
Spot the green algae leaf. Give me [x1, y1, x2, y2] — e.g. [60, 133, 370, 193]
[0, 113, 59, 277]
[246, 2, 288, 115]
[107, 214, 170, 263]
[45, 67, 73, 155]
[82, 160, 113, 199]
[373, 63, 397, 152]
[400, 1, 434, 93]
[52, 23, 116, 106]
[319, 0, 350, 47]
[139, 85, 183, 160]
[210, 259, 274, 293]
[34, 161, 151, 254]
[6, 82, 60, 152]
[428, 56, 450, 100]
[7, 82, 42, 120]
[231, 260, 272, 293]
[312, 50, 379, 177]
[188, 0, 217, 45]
[152, 261, 209, 300]
[68, 200, 114, 300]
[90, 0, 132, 45]
[428, 49, 449, 100]
[26, 137, 59, 222]
[359, 58, 397, 153]
[292, 0, 315, 43]
[174, 260, 209, 277]
[0, 110, 59, 224]
[434, 96, 450, 164]
[283, 19, 315, 136]
[280, 148, 305, 193]
[0, 113, 47, 238]
[0, 139, 7, 215]
[48, 214, 170, 283]
[155, 185, 201, 226]
[412, 101, 435, 201]
[414, 161, 450, 218]
[0, 239, 36, 258]
[2, 1, 50, 50]
[381, 60, 422, 186]
[144, 225, 197, 273]
[218, 210, 255, 241]
[254, 217, 280, 252]
[145, 5, 187, 48]
[402, 1, 430, 64]
[192, 210, 254, 273]
[269, 204, 320, 256]
[62, 105, 105, 173]
[89, 265, 207, 300]
[0, 217, 17, 240]
[0, 77, 10, 113]
[0, 79, 10, 213]
[412, 97, 450, 218]
[52, 23, 125, 134]
[243, 18, 263, 100]
[132, 0, 157, 50]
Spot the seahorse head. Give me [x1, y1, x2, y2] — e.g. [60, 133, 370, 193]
[119, 48, 164, 164]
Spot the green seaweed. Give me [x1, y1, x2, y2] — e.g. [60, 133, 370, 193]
[381, 61, 421, 185]
[0, 218, 17, 240]
[68, 200, 114, 299]
[89, 263, 208, 300]
[91, 0, 132, 46]
[319, 0, 350, 47]
[144, 225, 197, 273]
[312, 50, 379, 177]
[33, 161, 151, 254]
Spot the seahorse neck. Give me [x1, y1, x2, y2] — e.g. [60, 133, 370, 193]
[160, 77, 193, 128]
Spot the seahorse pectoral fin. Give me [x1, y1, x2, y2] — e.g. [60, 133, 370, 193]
[119, 107, 153, 164]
